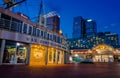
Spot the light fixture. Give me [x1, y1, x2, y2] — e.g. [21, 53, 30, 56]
[17, 43, 20, 46]
[74, 54, 79, 57]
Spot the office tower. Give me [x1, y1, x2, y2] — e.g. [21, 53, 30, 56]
[72, 16, 97, 38]
[72, 16, 85, 38]
[85, 19, 97, 37]
[46, 15, 60, 33]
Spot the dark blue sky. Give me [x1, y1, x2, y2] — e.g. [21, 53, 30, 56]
[47, 0, 120, 38]
[1, 0, 120, 38]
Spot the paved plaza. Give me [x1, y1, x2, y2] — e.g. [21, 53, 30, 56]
[0, 63, 120, 78]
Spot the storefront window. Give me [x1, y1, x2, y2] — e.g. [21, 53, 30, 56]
[16, 43, 28, 63]
[2, 41, 28, 64]
[3, 41, 16, 63]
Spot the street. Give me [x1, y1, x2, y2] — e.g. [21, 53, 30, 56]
[0, 63, 120, 78]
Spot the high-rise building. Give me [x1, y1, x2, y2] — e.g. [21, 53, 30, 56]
[72, 16, 85, 38]
[72, 16, 97, 38]
[46, 15, 60, 33]
[85, 19, 97, 37]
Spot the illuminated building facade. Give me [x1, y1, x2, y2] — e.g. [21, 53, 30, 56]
[70, 44, 120, 63]
[68, 32, 119, 49]
[68, 32, 120, 63]
[0, 7, 69, 65]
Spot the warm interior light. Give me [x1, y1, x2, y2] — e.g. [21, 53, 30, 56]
[29, 44, 46, 66]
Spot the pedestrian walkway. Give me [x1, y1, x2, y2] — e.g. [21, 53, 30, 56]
[0, 63, 120, 78]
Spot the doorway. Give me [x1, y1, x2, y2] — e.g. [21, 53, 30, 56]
[93, 55, 114, 62]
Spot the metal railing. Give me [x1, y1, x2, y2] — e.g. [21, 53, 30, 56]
[0, 18, 67, 50]
[0, 18, 22, 32]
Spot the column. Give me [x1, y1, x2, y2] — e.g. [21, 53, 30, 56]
[45, 46, 48, 65]
[0, 40, 5, 65]
[55, 49, 58, 64]
[26, 44, 31, 65]
[62, 51, 64, 64]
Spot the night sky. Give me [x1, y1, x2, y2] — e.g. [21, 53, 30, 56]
[0, 0, 120, 38]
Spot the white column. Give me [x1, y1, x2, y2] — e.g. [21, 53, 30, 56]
[56, 49, 58, 64]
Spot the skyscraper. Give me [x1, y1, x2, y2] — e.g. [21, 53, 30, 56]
[46, 15, 60, 33]
[85, 19, 97, 37]
[72, 16, 85, 38]
[72, 16, 97, 38]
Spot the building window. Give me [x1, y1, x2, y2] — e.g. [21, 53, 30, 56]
[47, 33, 49, 39]
[49, 34, 53, 40]
[11, 18, 21, 32]
[18, 22, 23, 33]
[32, 27, 36, 36]
[1, 13, 11, 30]
[28, 26, 32, 35]
[41, 31, 43, 37]
[36, 29, 40, 37]
[23, 23, 28, 34]
[44, 31, 47, 38]
[53, 35, 56, 42]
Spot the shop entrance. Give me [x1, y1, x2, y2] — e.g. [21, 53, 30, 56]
[2, 41, 28, 64]
[93, 55, 114, 62]
[30, 44, 46, 65]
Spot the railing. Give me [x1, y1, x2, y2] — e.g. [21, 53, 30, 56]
[0, 18, 22, 32]
[0, 18, 68, 50]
